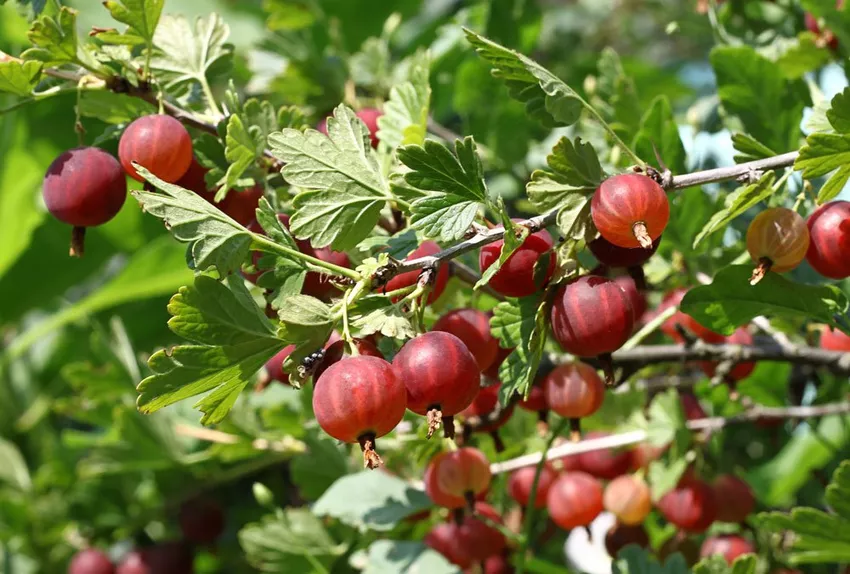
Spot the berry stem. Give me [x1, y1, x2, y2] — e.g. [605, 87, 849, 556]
[358, 434, 383, 470]
[252, 235, 361, 281]
[69, 226, 86, 258]
[443, 415, 456, 440]
[632, 221, 653, 249]
[749, 257, 772, 285]
[598, 353, 615, 386]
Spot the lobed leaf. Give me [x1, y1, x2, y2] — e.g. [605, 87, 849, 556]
[0, 60, 42, 97]
[632, 96, 687, 174]
[526, 136, 602, 213]
[239, 508, 343, 572]
[376, 50, 430, 149]
[692, 172, 776, 248]
[103, 0, 164, 44]
[22, 7, 82, 67]
[492, 296, 549, 403]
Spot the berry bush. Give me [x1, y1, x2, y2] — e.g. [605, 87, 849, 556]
[1, 1, 850, 573]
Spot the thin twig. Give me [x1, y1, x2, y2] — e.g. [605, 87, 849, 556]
[174, 423, 307, 454]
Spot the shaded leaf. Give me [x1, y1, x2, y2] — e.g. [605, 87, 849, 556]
[632, 96, 687, 174]
[364, 541, 459, 574]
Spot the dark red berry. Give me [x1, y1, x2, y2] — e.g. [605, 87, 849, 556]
[605, 522, 650, 557]
[176, 159, 263, 226]
[507, 464, 557, 509]
[479, 225, 555, 298]
[116, 543, 194, 574]
[591, 174, 669, 249]
[699, 328, 755, 381]
[314, 339, 383, 380]
[806, 201, 850, 279]
[660, 288, 725, 344]
[519, 385, 547, 413]
[679, 391, 707, 421]
[43, 147, 127, 257]
[542, 363, 606, 421]
[456, 503, 507, 562]
[547, 471, 604, 529]
[577, 432, 633, 480]
[712, 474, 755, 523]
[700, 535, 756, 565]
[483, 346, 513, 381]
[433, 309, 499, 372]
[392, 332, 480, 438]
[261, 345, 296, 386]
[473, 554, 514, 574]
[118, 115, 193, 183]
[657, 473, 717, 532]
[312, 355, 407, 468]
[614, 275, 647, 321]
[178, 498, 225, 544]
[69, 548, 114, 574]
[460, 384, 500, 420]
[425, 523, 473, 568]
[589, 235, 660, 268]
[302, 246, 351, 300]
[383, 241, 450, 304]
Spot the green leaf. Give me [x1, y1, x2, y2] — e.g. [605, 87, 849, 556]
[526, 136, 602, 213]
[364, 541, 459, 574]
[692, 172, 776, 248]
[555, 194, 593, 243]
[632, 96, 687, 174]
[290, 434, 349, 501]
[612, 545, 691, 574]
[475, 201, 526, 290]
[0, 60, 42, 97]
[826, 86, 850, 134]
[648, 458, 688, 502]
[400, 137, 487, 242]
[263, 0, 317, 32]
[132, 165, 253, 275]
[694, 554, 757, 574]
[137, 275, 285, 424]
[464, 28, 584, 128]
[151, 14, 233, 101]
[348, 295, 416, 340]
[376, 50, 430, 149]
[731, 133, 777, 163]
[22, 7, 84, 67]
[77, 90, 157, 124]
[493, 297, 549, 403]
[220, 98, 278, 198]
[276, 295, 332, 343]
[771, 33, 832, 80]
[680, 265, 849, 336]
[710, 45, 809, 153]
[0, 439, 31, 491]
[103, 0, 164, 43]
[646, 389, 688, 450]
[350, 36, 390, 91]
[796, 88, 850, 203]
[594, 48, 642, 142]
[271, 104, 389, 250]
[313, 470, 432, 532]
[239, 508, 344, 572]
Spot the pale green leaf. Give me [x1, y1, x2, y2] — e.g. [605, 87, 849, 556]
[377, 50, 430, 149]
[240, 508, 343, 572]
[692, 172, 776, 248]
[22, 7, 82, 67]
[492, 297, 548, 403]
[77, 90, 156, 124]
[364, 541, 459, 574]
[103, 0, 164, 43]
[526, 136, 602, 213]
[0, 439, 31, 491]
[0, 60, 42, 97]
[349, 296, 416, 340]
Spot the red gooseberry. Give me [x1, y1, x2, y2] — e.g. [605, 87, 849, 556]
[392, 331, 481, 438]
[456, 502, 507, 563]
[314, 339, 383, 380]
[614, 275, 647, 321]
[591, 174, 669, 249]
[805, 4, 841, 51]
[577, 431, 633, 480]
[604, 475, 651, 525]
[42, 147, 128, 257]
[116, 543, 194, 574]
[679, 391, 707, 421]
[550, 275, 635, 383]
[312, 355, 407, 468]
[459, 384, 511, 430]
[69, 549, 114, 574]
[659, 288, 725, 344]
[469, 554, 514, 574]
[712, 474, 756, 523]
[483, 346, 513, 381]
[589, 234, 661, 268]
[507, 464, 557, 509]
[302, 246, 351, 300]
[424, 462, 466, 509]
[630, 442, 665, 471]
[657, 473, 717, 532]
[746, 207, 810, 285]
[429, 447, 491, 508]
[605, 523, 650, 557]
[433, 309, 500, 372]
[542, 363, 606, 425]
[178, 498, 224, 544]
[479, 224, 555, 298]
[700, 535, 756, 565]
[425, 523, 473, 568]
[700, 328, 755, 382]
[260, 345, 296, 387]
[547, 471, 604, 529]
[519, 384, 550, 434]
[118, 115, 193, 183]
[383, 241, 450, 304]
[822, 327, 850, 351]
[806, 201, 850, 279]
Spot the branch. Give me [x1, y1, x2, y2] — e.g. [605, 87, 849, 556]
[490, 401, 850, 474]
[174, 423, 306, 454]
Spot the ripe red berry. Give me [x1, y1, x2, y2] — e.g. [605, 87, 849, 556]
[474, 554, 514, 574]
[614, 275, 647, 321]
[178, 498, 225, 544]
[218, 185, 265, 226]
[70, 549, 114, 574]
[261, 345, 296, 386]
[507, 464, 557, 509]
[479, 224, 555, 298]
[822, 327, 850, 351]
[427, 447, 491, 509]
[605, 523, 650, 557]
[116, 543, 194, 574]
[657, 473, 717, 532]
[550, 275, 635, 383]
[483, 346, 513, 381]
[712, 474, 755, 523]
[519, 384, 547, 413]
[700, 535, 756, 565]
[425, 523, 473, 568]
[604, 475, 651, 525]
[312, 355, 407, 468]
[383, 241, 450, 304]
[679, 391, 707, 421]
[424, 461, 466, 509]
[630, 442, 665, 470]
[746, 207, 810, 285]
[542, 363, 606, 422]
[589, 234, 660, 268]
[314, 339, 383, 380]
[392, 331, 480, 438]
[699, 328, 755, 382]
[42, 147, 127, 257]
[302, 246, 351, 300]
[659, 288, 724, 344]
[460, 384, 500, 420]
[591, 174, 669, 249]
[806, 201, 850, 279]
[547, 471, 604, 529]
[457, 503, 508, 563]
[118, 115, 193, 183]
[433, 309, 500, 372]
[577, 432, 633, 480]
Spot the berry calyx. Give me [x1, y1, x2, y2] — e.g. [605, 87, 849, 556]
[591, 174, 669, 249]
[383, 241, 450, 304]
[603, 474, 651, 525]
[806, 201, 850, 279]
[392, 331, 480, 438]
[542, 363, 605, 435]
[605, 523, 650, 557]
[69, 548, 114, 574]
[178, 498, 225, 544]
[479, 224, 555, 298]
[118, 115, 193, 183]
[42, 147, 127, 257]
[821, 326, 850, 351]
[550, 275, 635, 384]
[700, 535, 756, 565]
[657, 473, 717, 532]
[428, 447, 491, 510]
[314, 338, 383, 380]
[746, 207, 810, 285]
[712, 474, 755, 523]
[577, 431, 633, 480]
[507, 463, 557, 509]
[547, 471, 604, 529]
[312, 355, 407, 468]
[589, 234, 661, 268]
[433, 309, 500, 372]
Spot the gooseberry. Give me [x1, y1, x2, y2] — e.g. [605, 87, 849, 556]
[806, 201, 850, 279]
[456, 503, 507, 562]
[42, 146, 127, 257]
[605, 523, 650, 557]
[314, 339, 383, 380]
[178, 498, 225, 544]
[260, 345, 296, 386]
[591, 174, 669, 249]
[805, 3, 841, 51]
[547, 471, 604, 529]
[589, 234, 661, 268]
[393, 331, 481, 438]
[630, 442, 665, 470]
[69, 549, 114, 574]
[474, 555, 513, 574]
[116, 543, 194, 574]
[302, 246, 351, 300]
[603, 474, 652, 525]
[519, 384, 550, 433]
[699, 328, 755, 382]
[614, 275, 647, 321]
[479, 224, 555, 298]
[700, 535, 756, 565]
[712, 474, 755, 523]
[427, 447, 491, 509]
[542, 363, 606, 426]
[657, 473, 717, 532]
[822, 327, 850, 351]
[425, 523, 473, 568]
[507, 464, 557, 509]
[746, 207, 810, 285]
[312, 355, 407, 468]
[383, 241, 450, 304]
[433, 309, 499, 372]
[483, 346, 513, 381]
[118, 115, 193, 183]
[577, 432, 633, 480]
[659, 289, 724, 343]
[680, 391, 707, 421]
